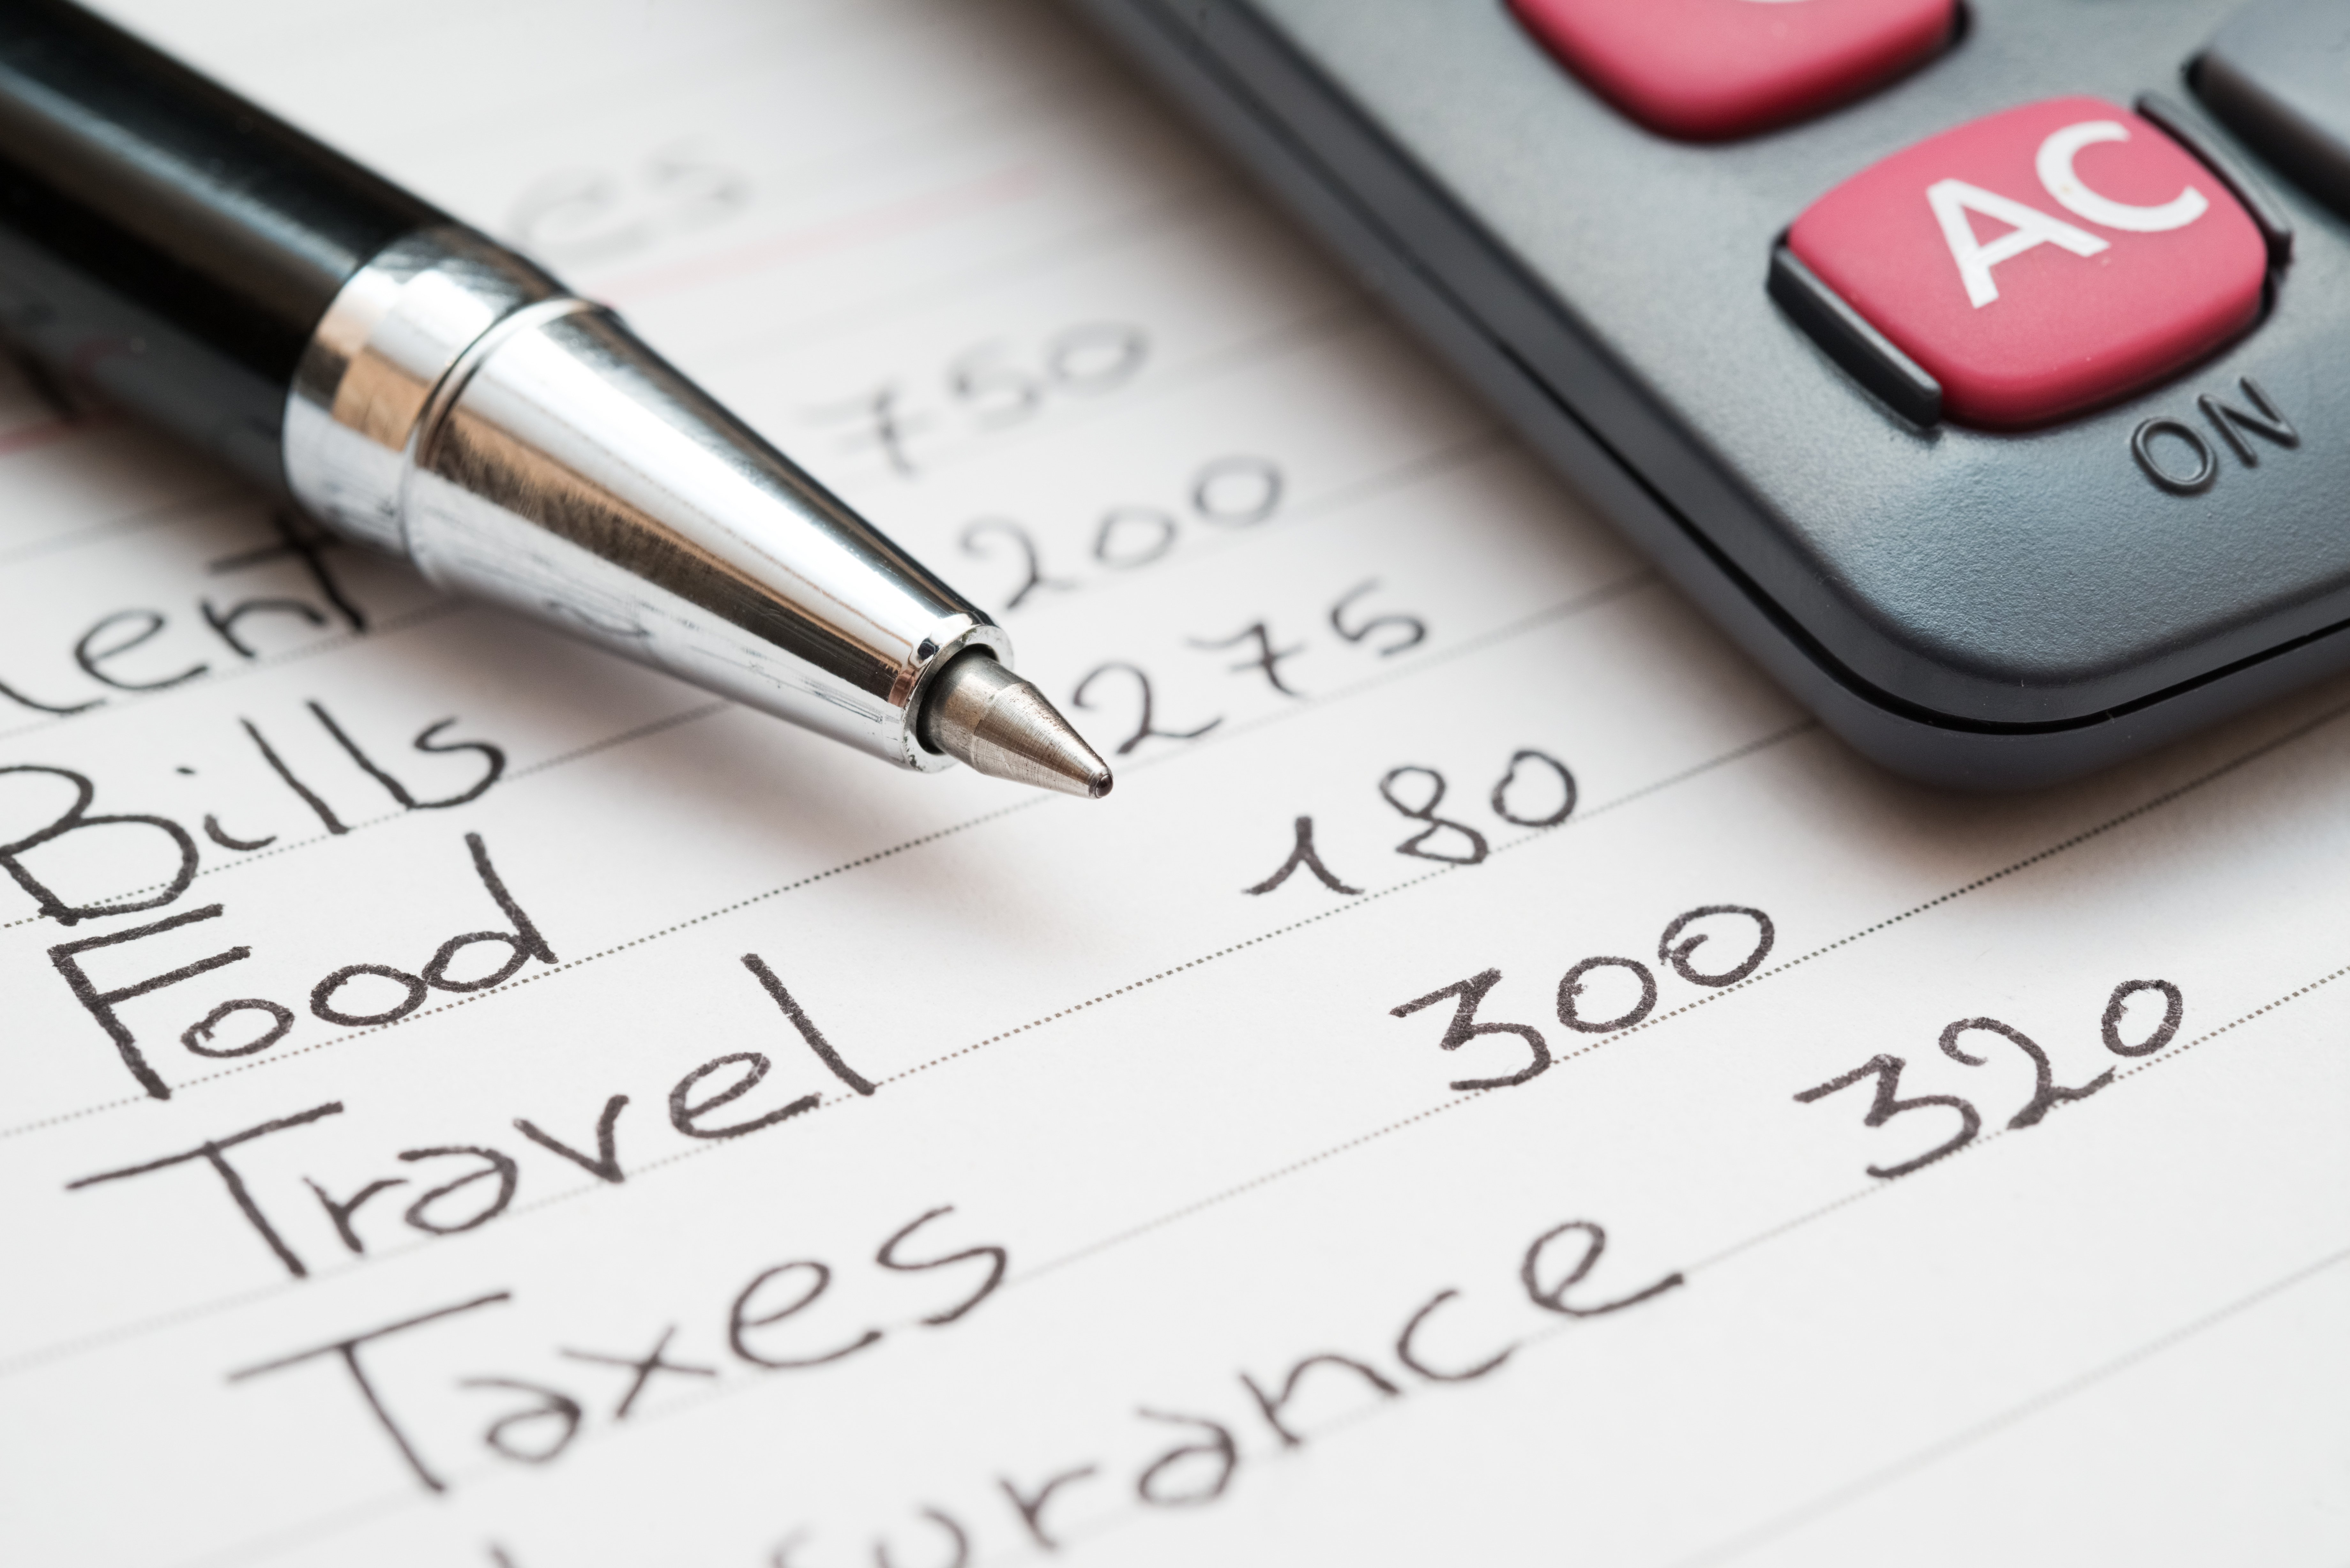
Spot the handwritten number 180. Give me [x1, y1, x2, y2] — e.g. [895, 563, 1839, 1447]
[1377, 748, 1579, 868]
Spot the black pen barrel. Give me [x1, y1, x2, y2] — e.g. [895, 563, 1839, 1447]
[0, 0, 441, 484]
[0, 3, 1105, 794]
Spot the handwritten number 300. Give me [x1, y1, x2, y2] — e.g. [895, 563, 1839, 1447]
[1391, 905, 1774, 1091]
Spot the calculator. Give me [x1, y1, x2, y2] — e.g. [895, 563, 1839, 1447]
[1071, 0, 2350, 788]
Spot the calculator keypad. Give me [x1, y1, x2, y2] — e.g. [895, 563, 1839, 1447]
[1506, 0, 1957, 140]
[1784, 97, 2269, 427]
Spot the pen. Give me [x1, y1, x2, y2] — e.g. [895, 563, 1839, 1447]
[0, 1, 1113, 800]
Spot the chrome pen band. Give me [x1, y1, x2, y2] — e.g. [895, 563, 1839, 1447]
[284, 225, 1005, 772]
[284, 226, 560, 551]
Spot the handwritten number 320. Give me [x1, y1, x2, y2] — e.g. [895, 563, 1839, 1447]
[1795, 978, 2183, 1179]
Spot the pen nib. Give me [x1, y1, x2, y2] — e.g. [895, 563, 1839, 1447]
[918, 651, 1113, 799]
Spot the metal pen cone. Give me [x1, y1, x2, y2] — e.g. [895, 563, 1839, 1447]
[918, 651, 1114, 799]
[286, 227, 1011, 776]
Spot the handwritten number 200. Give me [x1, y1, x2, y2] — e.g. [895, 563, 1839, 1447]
[959, 454, 1282, 612]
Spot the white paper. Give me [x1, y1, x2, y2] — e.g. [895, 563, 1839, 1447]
[2, 3, 2344, 1564]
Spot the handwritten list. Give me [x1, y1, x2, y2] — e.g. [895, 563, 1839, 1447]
[1, 1, 2344, 1564]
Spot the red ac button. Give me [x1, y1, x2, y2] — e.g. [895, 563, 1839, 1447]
[1509, 0, 1957, 141]
[1786, 98, 2271, 427]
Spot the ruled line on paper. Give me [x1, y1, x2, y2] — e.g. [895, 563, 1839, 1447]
[5, 3, 2343, 1564]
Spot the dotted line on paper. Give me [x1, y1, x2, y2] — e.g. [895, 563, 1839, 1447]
[0, 798, 1045, 1143]
[0, 700, 734, 934]
[0, 597, 472, 748]
[0, 572, 1649, 1139]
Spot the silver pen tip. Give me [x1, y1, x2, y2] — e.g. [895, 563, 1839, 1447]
[918, 651, 1114, 799]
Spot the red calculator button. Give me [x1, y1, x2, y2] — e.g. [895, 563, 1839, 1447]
[1786, 98, 2269, 427]
[1508, 0, 1956, 141]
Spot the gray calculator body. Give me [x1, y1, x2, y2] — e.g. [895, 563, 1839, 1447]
[1072, 0, 2350, 788]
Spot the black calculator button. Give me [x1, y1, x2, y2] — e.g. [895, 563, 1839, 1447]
[2196, 0, 2350, 219]
[2135, 91, 2295, 264]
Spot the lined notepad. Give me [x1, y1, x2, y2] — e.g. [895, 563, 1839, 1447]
[2, 2, 2344, 1564]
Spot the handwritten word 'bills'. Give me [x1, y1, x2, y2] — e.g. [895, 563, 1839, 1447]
[0, 3, 2343, 1567]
